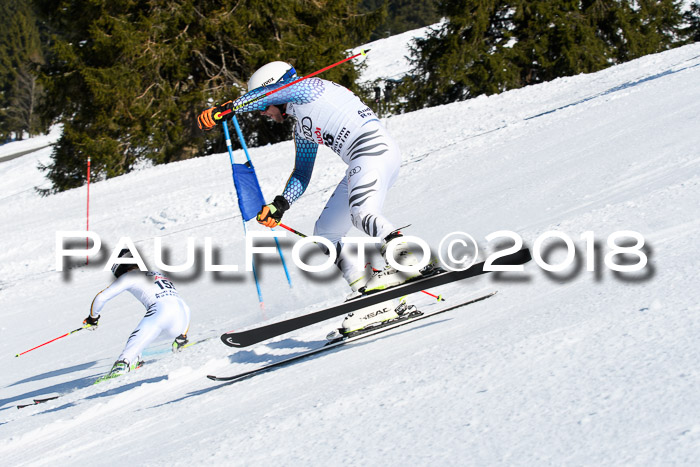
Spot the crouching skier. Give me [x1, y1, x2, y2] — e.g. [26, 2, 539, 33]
[84, 249, 191, 383]
[197, 61, 423, 336]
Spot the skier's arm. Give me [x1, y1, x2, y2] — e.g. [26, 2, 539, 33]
[229, 78, 324, 113]
[197, 79, 324, 130]
[256, 135, 318, 228]
[282, 135, 318, 205]
[89, 273, 134, 317]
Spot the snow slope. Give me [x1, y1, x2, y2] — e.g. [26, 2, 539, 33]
[1, 31, 700, 465]
[351, 23, 434, 83]
[0, 125, 62, 162]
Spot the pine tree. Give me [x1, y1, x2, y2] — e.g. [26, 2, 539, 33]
[596, 0, 684, 62]
[34, 0, 381, 193]
[399, 0, 688, 112]
[398, 0, 518, 111]
[360, 0, 440, 41]
[682, 2, 700, 42]
[510, 0, 614, 86]
[0, 1, 45, 141]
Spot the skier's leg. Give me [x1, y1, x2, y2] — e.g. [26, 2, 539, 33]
[160, 298, 191, 337]
[314, 177, 402, 331]
[116, 308, 164, 366]
[313, 177, 367, 288]
[165, 299, 191, 351]
[117, 299, 189, 365]
[317, 125, 410, 334]
[347, 125, 422, 291]
[345, 124, 401, 241]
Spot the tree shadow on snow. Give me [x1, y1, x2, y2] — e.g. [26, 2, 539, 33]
[34, 376, 168, 415]
[148, 380, 238, 409]
[525, 61, 700, 121]
[0, 373, 101, 410]
[7, 361, 99, 387]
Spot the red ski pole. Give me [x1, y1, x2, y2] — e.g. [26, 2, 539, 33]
[279, 223, 307, 238]
[15, 324, 92, 357]
[216, 49, 370, 120]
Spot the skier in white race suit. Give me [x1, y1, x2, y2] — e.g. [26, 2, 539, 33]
[197, 61, 421, 334]
[83, 249, 191, 380]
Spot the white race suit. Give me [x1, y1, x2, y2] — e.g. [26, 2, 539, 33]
[89, 270, 191, 365]
[230, 77, 403, 284]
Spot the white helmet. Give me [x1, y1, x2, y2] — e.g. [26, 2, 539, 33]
[247, 61, 297, 92]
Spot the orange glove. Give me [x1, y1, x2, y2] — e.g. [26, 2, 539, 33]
[197, 101, 232, 131]
[256, 195, 290, 228]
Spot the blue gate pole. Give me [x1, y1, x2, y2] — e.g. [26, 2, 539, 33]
[222, 120, 264, 309]
[231, 115, 293, 289]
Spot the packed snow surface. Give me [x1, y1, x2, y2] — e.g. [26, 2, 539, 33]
[351, 23, 433, 83]
[1, 30, 699, 465]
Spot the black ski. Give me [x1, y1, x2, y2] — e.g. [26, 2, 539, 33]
[16, 395, 59, 409]
[15, 336, 214, 409]
[208, 291, 497, 382]
[221, 247, 531, 347]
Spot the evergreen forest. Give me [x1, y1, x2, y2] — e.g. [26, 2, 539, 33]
[0, 0, 697, 193]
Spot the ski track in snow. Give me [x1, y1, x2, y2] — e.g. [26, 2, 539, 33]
[1, 30, 700, 465]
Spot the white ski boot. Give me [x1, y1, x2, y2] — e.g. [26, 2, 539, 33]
[327, 298, 419, 341]
[345, 262, 375, 300]
[342, 298, 399, 334]
[363, 230, 422, 293]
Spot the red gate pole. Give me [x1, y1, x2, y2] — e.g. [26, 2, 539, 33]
[86, 156, 91, 265]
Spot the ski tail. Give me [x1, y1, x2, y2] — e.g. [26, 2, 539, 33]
[17, 395, 60, 409]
